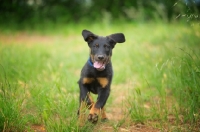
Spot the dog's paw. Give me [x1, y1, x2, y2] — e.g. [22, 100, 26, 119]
[88, 113, 98, 123]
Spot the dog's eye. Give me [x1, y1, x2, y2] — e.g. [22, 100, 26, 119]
[104, 44, 110, 49]
[94, 44, 99, 48]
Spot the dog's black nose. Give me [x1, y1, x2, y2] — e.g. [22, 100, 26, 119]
[98, 55, 104, 60]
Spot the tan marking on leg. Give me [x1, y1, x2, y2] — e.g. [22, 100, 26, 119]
[89, 106, 107, 120]
[101, 107, 107, 119]
[88, 94, 93, 102]
[89, 103, 100, 115]
[97, 77, 108, 88]
[82, 77, 94, 84]
[88, 104, 99, 123]
[87, 93, 94, 109]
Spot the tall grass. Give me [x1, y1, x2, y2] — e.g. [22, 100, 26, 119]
[0, 44, 79, 131]
[156, 48, 200, 130]
[0, 39, 103, 131]
[170, 49, 200, 122]
[0, 69, 26, 131]
[126, 27, 200, 131]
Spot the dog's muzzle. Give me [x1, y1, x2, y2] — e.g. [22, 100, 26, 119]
[93, 55, 108, 71]
[93, 61, 105, 71]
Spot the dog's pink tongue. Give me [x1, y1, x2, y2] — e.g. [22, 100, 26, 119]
[94, 61, 103, 69]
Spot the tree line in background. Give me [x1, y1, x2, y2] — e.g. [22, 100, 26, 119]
[0, 0, 199, 26]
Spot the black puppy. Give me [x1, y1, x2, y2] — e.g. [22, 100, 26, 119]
[78, 29, 125, 123]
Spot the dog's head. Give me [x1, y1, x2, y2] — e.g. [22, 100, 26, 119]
[82, 29, 125, 71]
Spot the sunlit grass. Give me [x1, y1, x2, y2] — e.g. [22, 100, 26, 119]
[0, 22, 200, 131]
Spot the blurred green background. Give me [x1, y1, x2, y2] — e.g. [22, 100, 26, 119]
[0, 0, 200, 28]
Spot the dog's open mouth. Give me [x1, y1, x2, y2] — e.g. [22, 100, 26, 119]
[93, 61, 106, 71]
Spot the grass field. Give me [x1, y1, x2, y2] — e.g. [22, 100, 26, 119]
[0, 22, 200, 132]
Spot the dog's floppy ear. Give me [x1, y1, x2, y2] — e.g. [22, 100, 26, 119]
[108, 33, 125, 43]
[107, 33, 125, 48]
[82, 29, 98, 43]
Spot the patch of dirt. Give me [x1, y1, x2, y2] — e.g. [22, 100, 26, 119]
[95, 123, 160, 132]
[29, 124, 46, 132]
[0, 32, 77, 45]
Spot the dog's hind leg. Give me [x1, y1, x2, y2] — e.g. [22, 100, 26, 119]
[78, 89, 94, 126]
[101, 108, 108, 121]
[87, 94, 94, 109]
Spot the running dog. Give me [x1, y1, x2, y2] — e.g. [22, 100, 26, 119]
[78, 29, 125, 123]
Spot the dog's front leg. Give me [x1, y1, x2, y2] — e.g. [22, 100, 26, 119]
[78, 82, 94, 115]
[78, 82, 95, 126]
[88, 87, 110, 123]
